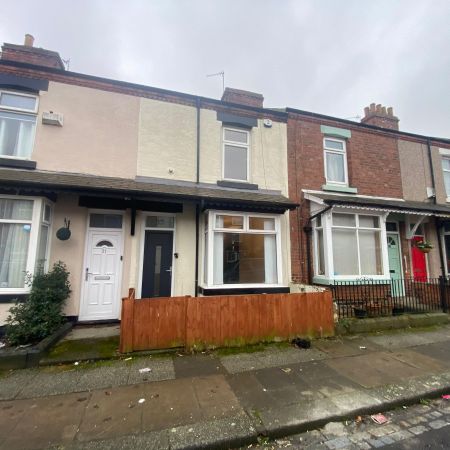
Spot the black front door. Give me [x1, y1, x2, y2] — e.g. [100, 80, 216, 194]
[141, 231, 173, 298]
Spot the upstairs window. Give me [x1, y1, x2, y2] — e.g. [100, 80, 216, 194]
[442, 157, 450, 197]
[323, 138, 348, 185]
[222, 127, 249, 182]
[0, 91, 38, 159]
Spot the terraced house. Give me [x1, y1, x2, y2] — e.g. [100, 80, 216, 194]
[287, 103, 450, 317]
[0, 35, 295, 326]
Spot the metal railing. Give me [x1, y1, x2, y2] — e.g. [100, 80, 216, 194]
[331, 277, 449, 319]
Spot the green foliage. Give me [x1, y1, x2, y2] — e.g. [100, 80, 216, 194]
[5, 262, 71, 346]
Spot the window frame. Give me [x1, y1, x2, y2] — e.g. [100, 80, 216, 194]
[222, 126, 250, 183]
[323, 137, 349, 186]
[0, 196, 51, 294]
[313, 209, 390, 282]
[441, 223, 450, 277]
[0, 90, 39, 161]
[441, 156, 450, 199]
[202, 210, 283, 288]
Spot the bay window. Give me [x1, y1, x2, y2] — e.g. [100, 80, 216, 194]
[0, 91, 38, 159]
[313, 210, 388, 281]
[442, 222, 450, 275]
[0, 197, 51, 292]
[442, 157, 450, 198]
[204, 211, 281, 287]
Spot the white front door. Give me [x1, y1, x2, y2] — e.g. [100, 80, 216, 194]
[80, 230, 123, 321]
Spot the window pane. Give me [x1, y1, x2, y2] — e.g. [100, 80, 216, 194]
[89, 214, 122, 228]
[0, 93, 36, 111]
[332, 229, 358, 275]
[386, 222, 398, 232]
[0, 223, 30, 288]
[43, 204, 51, 223]
[216, 215, 243, 229]
[224, 145, 247, 180]
[359, 215, 380, 228]
[224, 129, 248, 144]
[359, 230, 382, 275]
[444, 171, 450, 196]
[326, 152, 345, 183]
[324, 139, 344, 151]
[0, 111, 36, 158]
[445, 234, 450, 274]
[442, 158, 450, 171]
[0, 199, 33, 220]
[215, 232, 277, 284]
[36, 224, 49, 273]
[316, 229, 325, 275]
[333, 213, 355, 227]
[249, 217, 275, 230]
[145, 216, 174, 228]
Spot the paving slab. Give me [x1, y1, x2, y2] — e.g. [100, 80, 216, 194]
[77, 384, 143, 442]
[0, 368, 38, 400]
[173, 354, 226, 378]
[126, 356, 175, 384]
[1, 391, 90, 450]
[389, 348, 446, 373]
[65, 325, 120, 340]
[412, 341, 450, 367]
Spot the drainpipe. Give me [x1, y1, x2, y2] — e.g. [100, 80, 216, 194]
[194, 98, 201, 296]
[427, 138, 446, 277]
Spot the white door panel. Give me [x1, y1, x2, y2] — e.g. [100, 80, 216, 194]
[80, 230, 122, 320]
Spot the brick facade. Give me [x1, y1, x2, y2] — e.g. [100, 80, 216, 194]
[287, 112, 404, 283]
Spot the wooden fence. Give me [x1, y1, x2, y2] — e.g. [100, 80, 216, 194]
[119, 289, 334, 353]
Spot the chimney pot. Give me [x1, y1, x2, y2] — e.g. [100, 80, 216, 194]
[376, 104, 382, 113]
[364, 106, 370, 117]
[370, 103, 376, 112]
[24, 34, 34, 47]
[387, 107, 393, 116]
[381, 106, 387, 115]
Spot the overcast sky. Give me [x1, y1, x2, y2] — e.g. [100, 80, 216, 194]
[1, 0, 449, 136]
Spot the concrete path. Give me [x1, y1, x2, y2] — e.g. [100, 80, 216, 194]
[1, 325, 450, 449]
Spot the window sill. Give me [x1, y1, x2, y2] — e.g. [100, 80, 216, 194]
[198, 286, 290, 296]
[446, 197, 450, 203]
[0, 157, 36, 170]
[322, 184, 358, 194]
[217, 180, 259, 190]
[0, 293, 29, 303]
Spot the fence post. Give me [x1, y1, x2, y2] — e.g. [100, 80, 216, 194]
[119, 291, 135, 353]
[439, 276, 448, 313]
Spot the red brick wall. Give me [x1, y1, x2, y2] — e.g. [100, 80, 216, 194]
[287, 113, 404, 283]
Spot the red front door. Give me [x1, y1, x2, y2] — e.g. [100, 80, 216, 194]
[411, 236, 427, 281]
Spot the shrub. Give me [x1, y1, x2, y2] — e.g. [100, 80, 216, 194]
[5, 262, 71, 346]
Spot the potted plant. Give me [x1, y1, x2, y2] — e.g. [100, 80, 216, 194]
[415, 240, 434, 253]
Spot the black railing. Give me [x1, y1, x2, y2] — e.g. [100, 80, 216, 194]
[331, 277, 449, 319]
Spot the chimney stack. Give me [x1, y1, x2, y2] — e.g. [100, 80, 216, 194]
[0, 34, 65, 70]
[221, 87, 264, 108]
[361, 102, 399, 130]
[24, 34, 34, 47]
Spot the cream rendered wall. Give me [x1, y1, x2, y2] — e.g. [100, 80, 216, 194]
[33, 81, 139, 179]
[49, 195, 132, 318]
[138, 99, 197, 181]
[137, 99, 289, 194]
[0, 304, 11, 326]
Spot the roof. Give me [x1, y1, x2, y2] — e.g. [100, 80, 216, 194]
[0, 168, 297, 211]
[305, 191, 450, 218]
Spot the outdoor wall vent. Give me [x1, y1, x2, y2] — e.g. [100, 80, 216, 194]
[42, 111, 64, 127]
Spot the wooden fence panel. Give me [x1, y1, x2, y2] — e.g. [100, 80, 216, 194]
[120, 291, 334, 353]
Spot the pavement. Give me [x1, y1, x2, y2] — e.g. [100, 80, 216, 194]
[1, 325, 450, 449]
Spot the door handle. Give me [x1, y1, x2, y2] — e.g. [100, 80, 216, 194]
[166, 267, 172, 273]
[85, 268, 94, 281]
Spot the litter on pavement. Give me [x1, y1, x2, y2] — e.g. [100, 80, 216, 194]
[73, 361, 79, 366]
[138, 398, 145, 404]
[291, 337, 311, 349]
[371, 413, 389, 424]
[138, 367, 152, 373]
[442, 394, 450, 400]
[281, 368, 292, 373]
[0, 342, 5, 349]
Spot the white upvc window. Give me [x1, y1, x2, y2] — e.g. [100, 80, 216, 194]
[323, 137, 348, 185]
[222, 127, 250, 182]
[203, 211, 282, 287]
[0, 196, 52, 293]
[442, 222, 450, 276]
[0, 91, 38, 160]
[313, 210, 389, 281]
[442, 157, 450, 198]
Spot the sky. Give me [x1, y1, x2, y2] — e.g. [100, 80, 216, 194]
[1, 0, 449, 137]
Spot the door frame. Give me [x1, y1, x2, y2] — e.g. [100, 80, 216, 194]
[79, 209, 125, 321]
[137, 212, 176, 298]
[386, 221, 405, 296]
